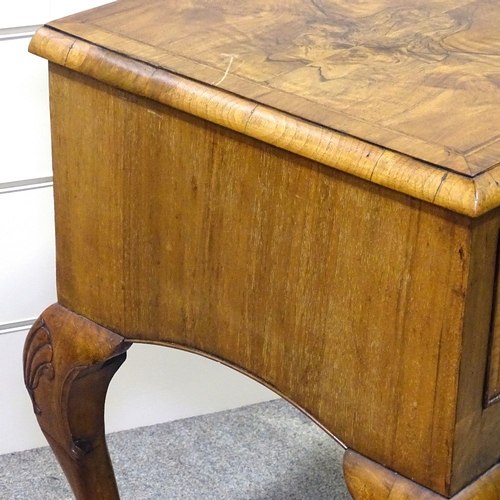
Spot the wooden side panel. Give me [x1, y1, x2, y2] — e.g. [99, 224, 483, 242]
[49, 64, 472, 495]
[452, 214, 500, 493]
[486, 230, 500, 405]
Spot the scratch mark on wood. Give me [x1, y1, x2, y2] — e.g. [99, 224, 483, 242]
[212, 55, 235, 87]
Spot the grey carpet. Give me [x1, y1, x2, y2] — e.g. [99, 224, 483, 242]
[1, 399, 351, 499]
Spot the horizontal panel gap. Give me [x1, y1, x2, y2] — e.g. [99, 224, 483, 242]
[0, 318, 36, 335]
[0, 25, 41, 41]
[0, 177, 53, 194]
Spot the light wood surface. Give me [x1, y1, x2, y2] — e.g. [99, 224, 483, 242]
[45, 0, 500, 177]
[24, 1, 500, 498]
[28, 0, 500, 217]
[344, 450, 500, 500]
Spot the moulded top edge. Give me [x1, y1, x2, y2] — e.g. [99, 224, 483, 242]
[29, 25, 500, 218]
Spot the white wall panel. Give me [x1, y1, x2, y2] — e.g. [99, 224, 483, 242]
[50, 0, 114, 20]
[0, 1, 50, 30]
[0, 0, 112, 30]
[0, 331, 47, 454]
[106, 344, 276, 433]
[0, 187, 56, 324]
[0, 37, 52, 184]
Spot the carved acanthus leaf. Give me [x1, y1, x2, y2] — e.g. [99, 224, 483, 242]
[23, 317, 55, 414]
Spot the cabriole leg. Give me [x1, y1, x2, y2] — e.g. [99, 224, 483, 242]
[23, 303, 131, 500]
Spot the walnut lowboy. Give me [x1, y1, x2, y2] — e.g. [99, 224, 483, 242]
[24, 0, 500, 498]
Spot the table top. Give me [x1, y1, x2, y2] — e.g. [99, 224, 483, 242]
[30, 0, 500, 216]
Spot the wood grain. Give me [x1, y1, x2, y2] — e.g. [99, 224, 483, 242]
[27, 21, 500, 218]
[48, 63, 475, 495]
[485, 229, 500, 405]
[452, 213, 500, 489]
[344, 450, 500, 500]
[44, 0, 500, 178]
[27, 1, 500, 497]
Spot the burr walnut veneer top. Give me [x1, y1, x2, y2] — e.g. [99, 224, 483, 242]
[30, 0, 500, 216]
